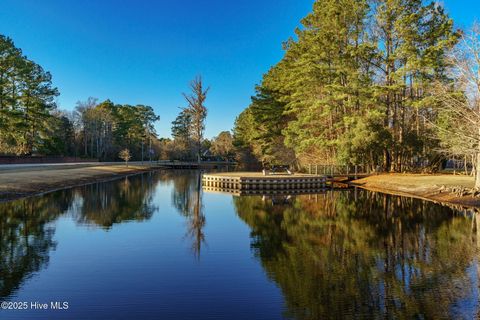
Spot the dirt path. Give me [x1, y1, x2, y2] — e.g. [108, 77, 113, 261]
[0, 165, 157, 201]
[351, 173, 479, 208]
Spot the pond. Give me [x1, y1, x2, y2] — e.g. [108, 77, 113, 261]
[0, 170, 479, 319]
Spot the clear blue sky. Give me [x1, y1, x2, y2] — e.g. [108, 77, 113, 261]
[0, 0, 477, 138]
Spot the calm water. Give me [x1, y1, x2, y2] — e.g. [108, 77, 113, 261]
[0, 170, 479, 319]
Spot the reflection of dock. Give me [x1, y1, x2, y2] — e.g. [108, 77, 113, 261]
[203, 185, 328, 196]
[202, 172, 327, 194]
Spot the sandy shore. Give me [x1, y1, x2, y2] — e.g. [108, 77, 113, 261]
[351, 173, 480, 208]
[0, 165, 157, 201]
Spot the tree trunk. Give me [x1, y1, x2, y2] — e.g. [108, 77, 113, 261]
[477, 127, 480, 189]
[197, 138, 201, 163]
[84, 127, 87, 157]
[383, 149, 390, 172]
[476, 152, 480, 189]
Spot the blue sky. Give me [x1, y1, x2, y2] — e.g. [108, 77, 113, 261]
[0, 0, 477, 138]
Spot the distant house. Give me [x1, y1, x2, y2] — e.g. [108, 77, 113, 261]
[201, 149, 232, 162]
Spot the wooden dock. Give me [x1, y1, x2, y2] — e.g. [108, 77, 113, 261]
[305, 165, 371, 180]
[156, 161, 236, 169]
[202, 172, 327, 191]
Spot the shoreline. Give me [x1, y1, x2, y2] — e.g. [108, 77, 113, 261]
[0, 165, 161, 202]
[351, 173, 480, 210]
[2, 167, 479, 211]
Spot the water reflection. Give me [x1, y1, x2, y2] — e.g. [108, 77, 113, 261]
[0, 171, 479, 319]
[0, 173, 163, 300]
[0, 171, 211, 302]
[71, 173, 158, 229]
[164, 170, 206, 259]
[0, 191, 72, 299]
[233, 190, 479, 319]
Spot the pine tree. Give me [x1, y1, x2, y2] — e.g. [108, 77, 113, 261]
[0, 35, 59, 155]
[372, 0, 458, 171]
[234, 0, 459, 171]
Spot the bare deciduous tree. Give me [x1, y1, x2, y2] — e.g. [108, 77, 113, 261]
[183, 76, 209, 162]
[433, 24, 480, 188]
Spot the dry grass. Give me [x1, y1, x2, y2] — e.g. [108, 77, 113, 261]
[0, 165, 152, 201]
[353, 173, 479, 207]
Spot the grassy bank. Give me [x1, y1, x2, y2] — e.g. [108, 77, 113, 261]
[352, 174, 479, 208]
[0, 165, 157, 201]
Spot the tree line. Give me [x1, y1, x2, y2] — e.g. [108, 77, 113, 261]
[233, 0, 479, 186]
[72, 98, 159, 161]
[0, 35, 162, 160]
[0, 34, 236, 162]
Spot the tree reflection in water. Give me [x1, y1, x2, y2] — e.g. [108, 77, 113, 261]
[71, 172, 159, 229]
[233, 189, 480, 319]
[0, 172, 161, 299]
[0, 190, 74, 299]
[166, 170, 206, 259]
[1, 172, 479, 318]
